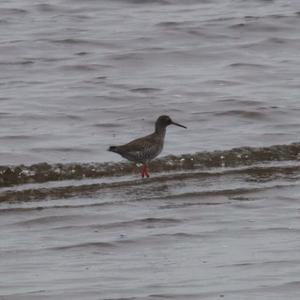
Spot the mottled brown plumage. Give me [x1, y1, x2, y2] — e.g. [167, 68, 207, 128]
[108, 115, 186, 178]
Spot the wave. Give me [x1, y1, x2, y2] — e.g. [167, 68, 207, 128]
[1, 143, 300, 188]
[0, 143, 300, 203]
[51, 241, 115, 251]
[49, 217, 181, 232]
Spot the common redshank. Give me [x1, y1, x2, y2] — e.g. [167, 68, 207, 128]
[108, 115, 186, 178]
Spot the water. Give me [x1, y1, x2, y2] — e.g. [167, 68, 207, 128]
[2, 160, 300, 299]
[1, 0, 300, 164]
[1, 0, 300, 299]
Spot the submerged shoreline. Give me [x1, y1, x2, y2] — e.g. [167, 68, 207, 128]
[0, 142, 300, 203]
[0, 142, 299, 188]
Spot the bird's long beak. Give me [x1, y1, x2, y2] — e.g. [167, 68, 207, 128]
[171, 121, 187, 129]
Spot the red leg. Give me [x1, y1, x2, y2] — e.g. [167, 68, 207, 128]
[140, 164, 149, 178]
[141, 165, 145, 178]
[144, 164, 150, 178]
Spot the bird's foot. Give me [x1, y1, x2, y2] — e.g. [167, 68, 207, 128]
[141, 165, 150, 178]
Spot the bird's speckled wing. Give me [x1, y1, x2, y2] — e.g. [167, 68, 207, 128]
[116, 133, 163, 162]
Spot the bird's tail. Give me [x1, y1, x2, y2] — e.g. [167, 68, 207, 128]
[108, 145, 118, 153]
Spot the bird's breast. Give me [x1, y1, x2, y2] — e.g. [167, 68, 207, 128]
[143, 141, 163, 162]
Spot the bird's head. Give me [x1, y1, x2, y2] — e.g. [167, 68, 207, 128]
[155, 115, 187, 132]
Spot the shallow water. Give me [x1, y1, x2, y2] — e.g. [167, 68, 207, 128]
[1, 0, 300, 299]
[2, 158, 300, 299]
[1, 0, 300, 164]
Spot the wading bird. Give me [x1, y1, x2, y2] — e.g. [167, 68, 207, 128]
[108, 115, 187, 178]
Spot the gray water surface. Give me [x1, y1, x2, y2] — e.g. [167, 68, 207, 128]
[1, 0, 300, 164]
[1, 161, 300, 299]
[1, 1, 300, 299]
